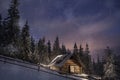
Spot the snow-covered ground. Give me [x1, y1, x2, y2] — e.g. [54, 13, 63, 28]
[0, 61, 73, 80]
[0, 55, 96, 80]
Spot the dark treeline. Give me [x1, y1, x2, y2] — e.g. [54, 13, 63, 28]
[0, 0, 120, 79]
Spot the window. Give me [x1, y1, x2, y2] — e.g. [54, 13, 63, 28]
[70, 66, 80, 73]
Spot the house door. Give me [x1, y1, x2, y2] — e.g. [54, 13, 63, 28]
[70, 66, 75, 73]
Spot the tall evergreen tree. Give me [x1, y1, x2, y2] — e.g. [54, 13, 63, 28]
[84, 43, 92, 74]
[103, 47, 117, 79]
[85, 43, 89, 55]
[97, 54, 100, 64]
[29, 36, 36, 62]
[115, 55, 120, 79]
[5, 0, 20, 45]
[31, 37, 35, 53]
[21, 21, 31, 61]
[38, 38, 44, 55]
[95, 55, 104, 76]
[73, 43, 78, 55]
[47, 40, 51, 61]
[0, 14, 3, 46]
[0, 14, 1, 25]
[92, 58, 96, 74]
[72, 43, 79, 60]
[79, 44, 83, 59]
[37, 37, 47, 63]
[52, 36, 60, 58]
[61, 44, 67, 54]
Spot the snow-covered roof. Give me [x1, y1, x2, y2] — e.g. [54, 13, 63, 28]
[47, 53, 72, 67]
[55, 53, 73, 67]
[48, 53, 86, 69]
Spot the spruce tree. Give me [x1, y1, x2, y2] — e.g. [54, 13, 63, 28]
[29, 36, 36, 63]
[92, 58, 96, 74]
[96, 55, 104, 76]
[0, 14, 3, 46]
[21, 21, 31, 61]
[79, 44, 83, 59]
[72, 43, 79, 59]
[5, 0, 20, 45]
[73, 43, 78, 54]
[61, 44, 67, 54]
[0, 14, 5, 55]
[0, 0, 20, 57]
[84, 43, 91, 74]
[37, 37, 47, 64]
[52, 36, 60, 58]
[47, 40, 51, 61]
[115, 55, 120, 79]
[103, 47, 117, 79]
[31, 37, 35, 53]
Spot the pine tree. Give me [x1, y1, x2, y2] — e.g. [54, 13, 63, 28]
[5, 0, 20, 45]
[61, 44, 67, 54]
[0, 14, 3, 46]
[47, 40, 51, 61]
[32, 43, 39, 64]
[31, 37, 35, 53]
[73, 43, 78, 55]
[103, 47, 117, 79]
[37, 37, 47, 64]
[21, 21, 31, 61]
[0, 14, 5, 55]
[1, 19, 8, 46]
[84, 43, 91, 74]
[79, 44, 83, 59]
[85, 43, 89, 55]
[38, 38, 44, 62]
[96, 55, 104, 76]
[92, 58, 96, 74]
[52, 36, 60, 58]
[72, 43, 79, 60]
[115, 55, 120, 79]
[29, 36, 36, 63]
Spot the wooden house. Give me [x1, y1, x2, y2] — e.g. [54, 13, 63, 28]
[49, 53, 86, 74]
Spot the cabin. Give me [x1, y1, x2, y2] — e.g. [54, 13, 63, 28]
[49, 53, 86, 74]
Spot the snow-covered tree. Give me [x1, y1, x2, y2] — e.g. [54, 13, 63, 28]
[37, 37, 48, 64]
[47, 40, 51, 61]
[21, 21, 31, 61]
[115, 55, 120, 79]
[5, 0, 20, 45]
[0, 0, 21, 57]
[84, 44, 92, 74]
[103, 47, 116, 80]
[30, 37, 35, 53]
[52, 36, 61, 58]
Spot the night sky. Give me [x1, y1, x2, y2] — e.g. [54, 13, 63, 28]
[0, 0, 120, 56]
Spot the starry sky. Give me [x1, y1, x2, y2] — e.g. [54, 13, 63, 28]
[0, 0, 120, 56]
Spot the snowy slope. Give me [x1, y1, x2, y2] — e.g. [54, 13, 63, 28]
[0, 60, 73, 80]
[0, 55, 92, 80]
